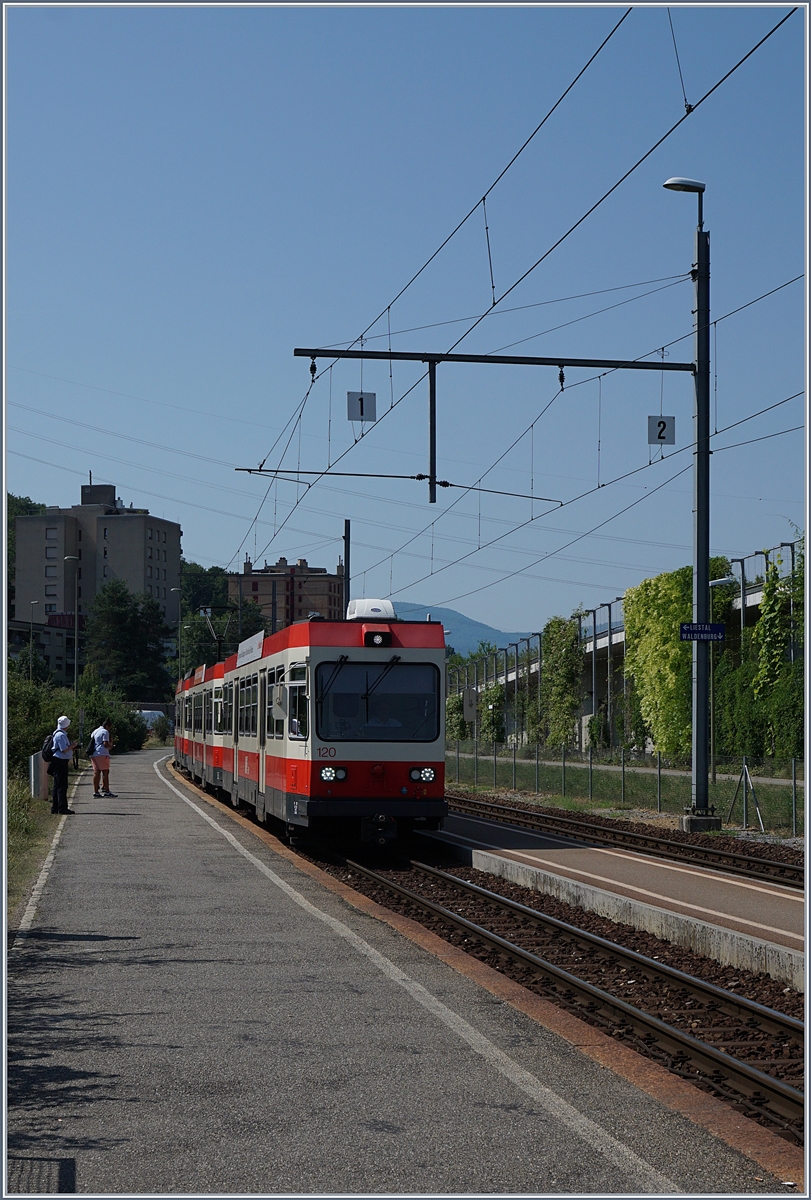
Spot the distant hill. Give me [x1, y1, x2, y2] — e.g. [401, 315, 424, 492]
[394, 602, 533, 658]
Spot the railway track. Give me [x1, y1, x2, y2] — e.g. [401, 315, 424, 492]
[341, 856, 804, 1142]
[446, 793, 804, 889]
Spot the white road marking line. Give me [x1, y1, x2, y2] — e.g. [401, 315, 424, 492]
[154, 757, 679, 1193]
[9, 770, 86, 950]
[445, 831, 804, 944]
[454, 813, 803, 900]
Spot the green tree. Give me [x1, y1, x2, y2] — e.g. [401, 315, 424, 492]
[6, 672, 148, 776]
[445, 693, 468, 740]
[8, 641, 52, 684]
[478, 684, 505, 743]
[180, 600, 266, 674]
[86, 579, 173, 700]
[7, 492, 46, 613]
[180, 559, 229, 614]
[622, 557, 730, 756]
[539, 614, 584, 748]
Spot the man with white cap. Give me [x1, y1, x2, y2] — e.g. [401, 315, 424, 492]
[50, 716, 78, 815]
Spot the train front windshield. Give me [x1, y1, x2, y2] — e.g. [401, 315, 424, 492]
[315, 661, 440, 742]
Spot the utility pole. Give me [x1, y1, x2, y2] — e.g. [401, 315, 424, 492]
[29, 600, 38, 681]
[64, 556, 80, 698]
[343, 520, 351, 616]
[664, 177, 716, 829]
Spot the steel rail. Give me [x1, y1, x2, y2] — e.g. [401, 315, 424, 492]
[446, 793, 804, 889]
[411, 861, 804, 1041]
[345, 858, 804, 1129]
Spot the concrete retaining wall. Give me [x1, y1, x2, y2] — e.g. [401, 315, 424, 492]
[443, 843, 804, 992]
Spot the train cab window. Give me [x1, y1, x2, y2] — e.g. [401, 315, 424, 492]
[288, 664, 308, 739]
[204, 690, 213, 735]
[315, 661, 439, 742]
[213, 686, 224, 734]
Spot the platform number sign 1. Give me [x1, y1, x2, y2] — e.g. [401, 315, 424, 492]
[347, 392, 377, 422]
[647, 415, 675, 446]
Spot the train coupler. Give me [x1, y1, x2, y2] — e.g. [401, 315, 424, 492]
[361, 814, 398, 846]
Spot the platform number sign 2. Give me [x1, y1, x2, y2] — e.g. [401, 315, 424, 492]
[647, 415, 675, 446]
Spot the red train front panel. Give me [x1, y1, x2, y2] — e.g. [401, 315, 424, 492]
[174, 618, 447, 841]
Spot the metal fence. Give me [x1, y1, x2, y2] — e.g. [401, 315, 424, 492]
[445, 741, 804, 836]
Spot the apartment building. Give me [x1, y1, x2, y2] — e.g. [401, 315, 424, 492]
[14, 482, 183, 627]
[227, 556, 345, 630]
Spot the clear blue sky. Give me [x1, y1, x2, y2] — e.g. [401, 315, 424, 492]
[6, 5, 806, 635]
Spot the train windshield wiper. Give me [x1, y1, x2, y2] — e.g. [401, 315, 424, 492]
[361, 656, 401, 702]
[317, 655, 349, 704]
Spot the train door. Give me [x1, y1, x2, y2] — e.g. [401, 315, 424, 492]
[258, 669, 267, 817]
[204, 688, 213, 784]
[233, 672, 241, 794]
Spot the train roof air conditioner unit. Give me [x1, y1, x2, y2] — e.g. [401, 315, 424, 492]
[346, 598, 396, 622]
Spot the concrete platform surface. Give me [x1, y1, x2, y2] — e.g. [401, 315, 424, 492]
[439, 813, 804, 950]
[6, 750, 798, 1195]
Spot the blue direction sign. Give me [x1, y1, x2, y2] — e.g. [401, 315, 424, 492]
[680, 623, 725, 642]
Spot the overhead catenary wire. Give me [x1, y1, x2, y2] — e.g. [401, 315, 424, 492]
[377, 389, 804, 600]
[246, 13, 797, 569]
[667, 7, 692, 112]
[320, 274, 691, 347]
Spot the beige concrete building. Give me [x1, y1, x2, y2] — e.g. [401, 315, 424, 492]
[14, 483, 182, 628]
[228, 556, 344, 631]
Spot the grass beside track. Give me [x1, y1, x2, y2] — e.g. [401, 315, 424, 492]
[446, 753, 803, 837]
[7, 775, 64, 932]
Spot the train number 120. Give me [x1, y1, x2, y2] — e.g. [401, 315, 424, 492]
[318, 746, 337, 758]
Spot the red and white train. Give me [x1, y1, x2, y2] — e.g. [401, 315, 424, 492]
[174, 600, 447, 843]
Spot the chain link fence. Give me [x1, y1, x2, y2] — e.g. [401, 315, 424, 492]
[446, 740, 803, 836]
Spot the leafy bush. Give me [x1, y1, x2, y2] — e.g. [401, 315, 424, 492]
[445, 693, 468, 740]
[6, 671, 149, 777]
[152, 714, 171, 745]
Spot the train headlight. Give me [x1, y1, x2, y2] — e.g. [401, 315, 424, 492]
[321, 766, 347, 782]
[409, 767, 435, 782]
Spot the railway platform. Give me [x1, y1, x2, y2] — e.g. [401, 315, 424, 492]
[6, 749, 803, 1194]
[433, 812, 804, 990]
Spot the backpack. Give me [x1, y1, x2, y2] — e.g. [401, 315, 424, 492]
[85, 738, 95, 758]
[41, 733, 56, 763]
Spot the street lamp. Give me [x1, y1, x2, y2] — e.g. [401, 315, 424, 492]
[64, 556, 80, 698]
[29, 600, 39, 681]
[170, 587, 182, 678]
[663, 176, 712, 824]
[780, 542, 796, 663]
[729, 557, 747, 649]
[708, 575, 735, 784]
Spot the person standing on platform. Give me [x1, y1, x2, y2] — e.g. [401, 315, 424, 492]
[90, 719, 117, 798]
[50, 716, 77, 815]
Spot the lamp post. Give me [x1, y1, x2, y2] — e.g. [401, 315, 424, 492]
[171, 587, 182, 678]
[586, 609, 599, 747]
[64, 556, 80, 698]
[29, 600, 39, 680]
[664, 177, 711, 820]
[708, 575, 735, 784]
[780, 542, 796, 663]
[729, 557, 747, 653]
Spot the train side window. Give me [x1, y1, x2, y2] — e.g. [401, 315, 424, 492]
[237, 678, 245, 736]
[288, 663, 308, 739]
[275, 666, 285, 737]
[250, 674, 258, 737]
[204, 690, 213, 735]
[214, 686, 223, 734]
